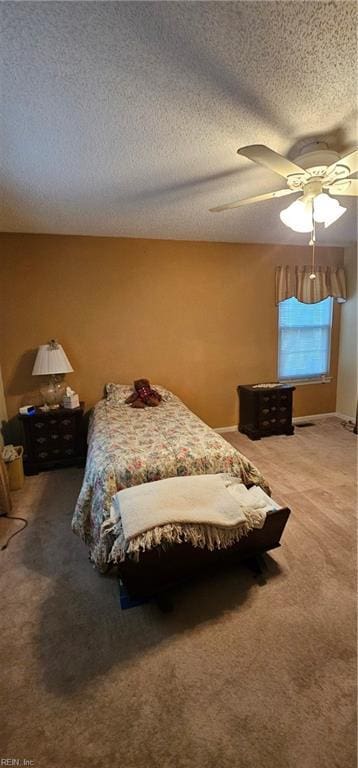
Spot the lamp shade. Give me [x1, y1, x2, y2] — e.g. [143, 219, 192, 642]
[32, 342, 74, 376]
[313, 193, 346, 228]
[280, 198, 312, 233]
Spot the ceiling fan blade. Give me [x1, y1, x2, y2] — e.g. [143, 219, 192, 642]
[237, 144, 308, 180]
[210, 188, 296, 212]
[325, 148, 358, 179]
[329, 179, 358, 197]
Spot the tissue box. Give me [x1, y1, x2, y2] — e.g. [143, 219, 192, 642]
[63, 393, 80, 409]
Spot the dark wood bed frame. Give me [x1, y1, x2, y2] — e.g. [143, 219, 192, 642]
[117, 506, 290, 609]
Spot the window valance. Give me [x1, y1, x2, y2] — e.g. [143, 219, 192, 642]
[275, 265, 346, 305]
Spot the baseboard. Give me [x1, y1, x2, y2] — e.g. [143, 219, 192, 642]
[292, 412, 336, 424]
[214, 425, 237, 434]
[215, 412, 348, 433]
[335, 412, 356, 422]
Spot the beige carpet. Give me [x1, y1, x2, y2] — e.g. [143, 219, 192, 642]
[0, 417, 356, 768]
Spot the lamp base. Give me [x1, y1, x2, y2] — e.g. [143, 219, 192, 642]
[40, 377, 66, 409]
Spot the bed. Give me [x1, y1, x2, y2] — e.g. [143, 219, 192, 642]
[72, 384, 290, 598]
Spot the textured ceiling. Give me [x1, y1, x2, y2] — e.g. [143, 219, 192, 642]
[1, 1, 357, 245]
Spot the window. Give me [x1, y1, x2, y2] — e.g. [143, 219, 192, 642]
[278, 297, 333, 381]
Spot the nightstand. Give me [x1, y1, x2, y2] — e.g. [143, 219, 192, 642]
[237, 384, 295, 440]
[19, 403, 86, 475]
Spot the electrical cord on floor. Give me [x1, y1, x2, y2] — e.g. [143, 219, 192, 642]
[0, 514, 28, 550]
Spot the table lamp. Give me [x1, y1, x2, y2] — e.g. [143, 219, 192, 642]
[32, 339, 74, 409]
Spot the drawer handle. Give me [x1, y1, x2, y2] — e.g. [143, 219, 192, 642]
[63, 433, 74, 441]
[35, 422, 45, 429]
[50, 434, 60, 440]
[270, 418, 277, 423]
[65, 448, 74, 455]
[36, 436, 47, 444]
[38, 451, 48, 459]
[271, 406, 277, 412]
[62, 419, 72, 426]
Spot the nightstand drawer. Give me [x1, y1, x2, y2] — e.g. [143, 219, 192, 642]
[34, 447, 51, 462]
[63, 446, 76, 457]
[259, 415, 278, 429]
[48, 430, 61, 443]
[58, 416, 76, 433]
[278, 417, 290, 427]
[33, 439, 77, 462]
[32, 434, 49, 448]
[50, 446, 65, 460]
[259, 391, 279, 404]
[30, 419, 49, 438]
[61, 431, 75, 443]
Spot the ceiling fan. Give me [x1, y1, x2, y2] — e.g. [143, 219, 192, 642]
[210, 142, 358, 232]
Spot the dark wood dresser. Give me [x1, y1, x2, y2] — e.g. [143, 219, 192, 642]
[237, 384, 295, 440]
[19, 403, 85, 475]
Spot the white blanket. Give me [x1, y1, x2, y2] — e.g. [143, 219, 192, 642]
[105, 474, 277, 561]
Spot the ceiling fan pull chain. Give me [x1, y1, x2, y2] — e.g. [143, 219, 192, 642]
[309, 201, 316, 280]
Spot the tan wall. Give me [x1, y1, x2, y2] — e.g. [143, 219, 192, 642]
[0, 233, 342, 428]
[336, 245, 357, 419]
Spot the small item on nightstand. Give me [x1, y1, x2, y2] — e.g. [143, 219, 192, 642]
[62, 386, 80, 410]
[19, 405, 36, 416]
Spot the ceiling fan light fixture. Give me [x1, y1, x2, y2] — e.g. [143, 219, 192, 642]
[324, 203, 346, 228]
[279, 198, 312, 233]
[311, 193, 347, 228]
[313, 192, 347, 228]
[280, 192, 347, 232]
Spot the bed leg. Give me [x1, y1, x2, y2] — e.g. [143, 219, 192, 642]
[155, 592, 174, 613]
[245, 553, 267, 578]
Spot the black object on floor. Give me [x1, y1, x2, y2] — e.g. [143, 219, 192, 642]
[118, 581, 151, 609]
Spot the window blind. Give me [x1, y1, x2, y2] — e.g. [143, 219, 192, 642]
[278, 297, 333, 380]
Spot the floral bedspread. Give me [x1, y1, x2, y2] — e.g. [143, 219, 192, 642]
[72, 387, 269, 570]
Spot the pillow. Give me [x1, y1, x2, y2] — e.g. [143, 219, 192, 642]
[105, 382, 174, 404]
[152, 385, 174, 402]
[105, 383, 133, 404]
